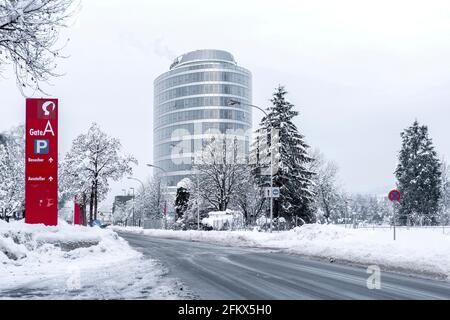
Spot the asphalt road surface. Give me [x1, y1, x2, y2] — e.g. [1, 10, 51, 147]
[120, 232, 450, 300]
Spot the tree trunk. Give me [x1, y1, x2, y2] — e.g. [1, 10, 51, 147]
[89, 184, 94, 224]
[81, 193, 87, 226]
[94, 180, 98, 221]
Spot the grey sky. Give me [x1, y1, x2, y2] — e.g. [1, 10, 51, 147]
[1, 0, 450, 207]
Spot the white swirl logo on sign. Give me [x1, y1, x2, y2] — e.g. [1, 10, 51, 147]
[42, 101, 56, 116]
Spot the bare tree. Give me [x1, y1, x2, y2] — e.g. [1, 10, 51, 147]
[194, 135, 247, 212]
[112, 201, 131, 226]
[234, 170, 267, 226]
[0, 0, 78, 93]
[308, 149, 344, 224]
[133, 176, 166, 224]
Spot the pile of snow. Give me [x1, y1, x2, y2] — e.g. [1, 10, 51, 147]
[0, 220, 189, 299]
[115, 224, 450, 280]
[202, 210, 244, 230]
[0, 220, 101, 264]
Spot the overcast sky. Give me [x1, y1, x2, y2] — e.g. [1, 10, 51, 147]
[1, 0, 450, 208]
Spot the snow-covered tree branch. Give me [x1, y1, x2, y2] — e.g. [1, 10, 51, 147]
[194, 135, 248, 212]
[60, 123, 137, 224]
[307, 149, 343, 224]
[0, 125, 25, 221]
[133, 176, 166, 223]
[0, 0, 78, 93]
[233, 170, 267, 226]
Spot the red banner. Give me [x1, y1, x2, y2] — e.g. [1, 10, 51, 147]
[25, 98, 58, 226]
[74, 198, 82, 225]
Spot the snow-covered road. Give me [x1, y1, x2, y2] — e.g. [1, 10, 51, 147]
[114, 224, 450, 279]
[119, 232, 450, 300]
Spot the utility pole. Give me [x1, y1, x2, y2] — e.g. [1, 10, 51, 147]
[164, 200, 167, 230]
[191, 156, 201, 230]
[130, 187, 135, 227]
[147, 164, 168, 229]
[127, 177, 145, 226]
[197, 172, 200, 230]
[228, 100, 275, 233]
[388, 189, 401, 241]
[393, 202, 397, 241]
[269, 129, 274, 233]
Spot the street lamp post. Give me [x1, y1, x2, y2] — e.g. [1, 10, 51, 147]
[127, 177, 145, 227]
[147, 164, 167, 174]
[228, 99, 275, 233]
[127, 177, 145, 191]
[197, 173, 200, 230]
[147, 164, 168, 229]
[190, 156, 201, 230]
[130, 187, 135, 226]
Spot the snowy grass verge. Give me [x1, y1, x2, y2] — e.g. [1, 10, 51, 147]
[0, 220, 190, 299]
[113, 224, 450, 280]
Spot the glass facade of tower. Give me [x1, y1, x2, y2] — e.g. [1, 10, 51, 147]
[153, 50, 252, 188]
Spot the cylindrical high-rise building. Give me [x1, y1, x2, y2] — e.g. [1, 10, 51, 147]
[153, 49, 252, 190]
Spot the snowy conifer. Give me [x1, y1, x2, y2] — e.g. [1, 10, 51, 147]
[395, 121, 442, 225]
[252, 86, 316, 224]
[175, 178, 192, 220]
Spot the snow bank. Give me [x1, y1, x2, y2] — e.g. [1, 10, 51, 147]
[0, 220, 189, 299]
[202, 210, 244, 230]
[114, 224, 450, 280]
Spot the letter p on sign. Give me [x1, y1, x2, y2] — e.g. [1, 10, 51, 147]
[34, 139, 49, 155]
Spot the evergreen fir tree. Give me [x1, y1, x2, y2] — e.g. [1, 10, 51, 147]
[252, 86, 316, 224]
[395, 120, 442, 225]
[175, 178, 191, 221]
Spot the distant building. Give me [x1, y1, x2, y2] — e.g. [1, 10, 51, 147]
[153, 49, 253, 191]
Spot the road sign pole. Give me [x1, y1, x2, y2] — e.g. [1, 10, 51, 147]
[269, 128, 274, 234]
[388, 189, 401, 241]
[393, 203, 396, 241]
[197, 173, 200, 231]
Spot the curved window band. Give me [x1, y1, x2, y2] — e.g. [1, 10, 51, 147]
[155, 63, 250, 82]
[155, 109, 251, 128]
[155, 71, 250, 93]
[155, 96, 251, 116]
[155, 84, 251, 105]
[154, 122, 250, 141]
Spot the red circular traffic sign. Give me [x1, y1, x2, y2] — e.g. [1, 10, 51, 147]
[388, 189, 401, 202]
